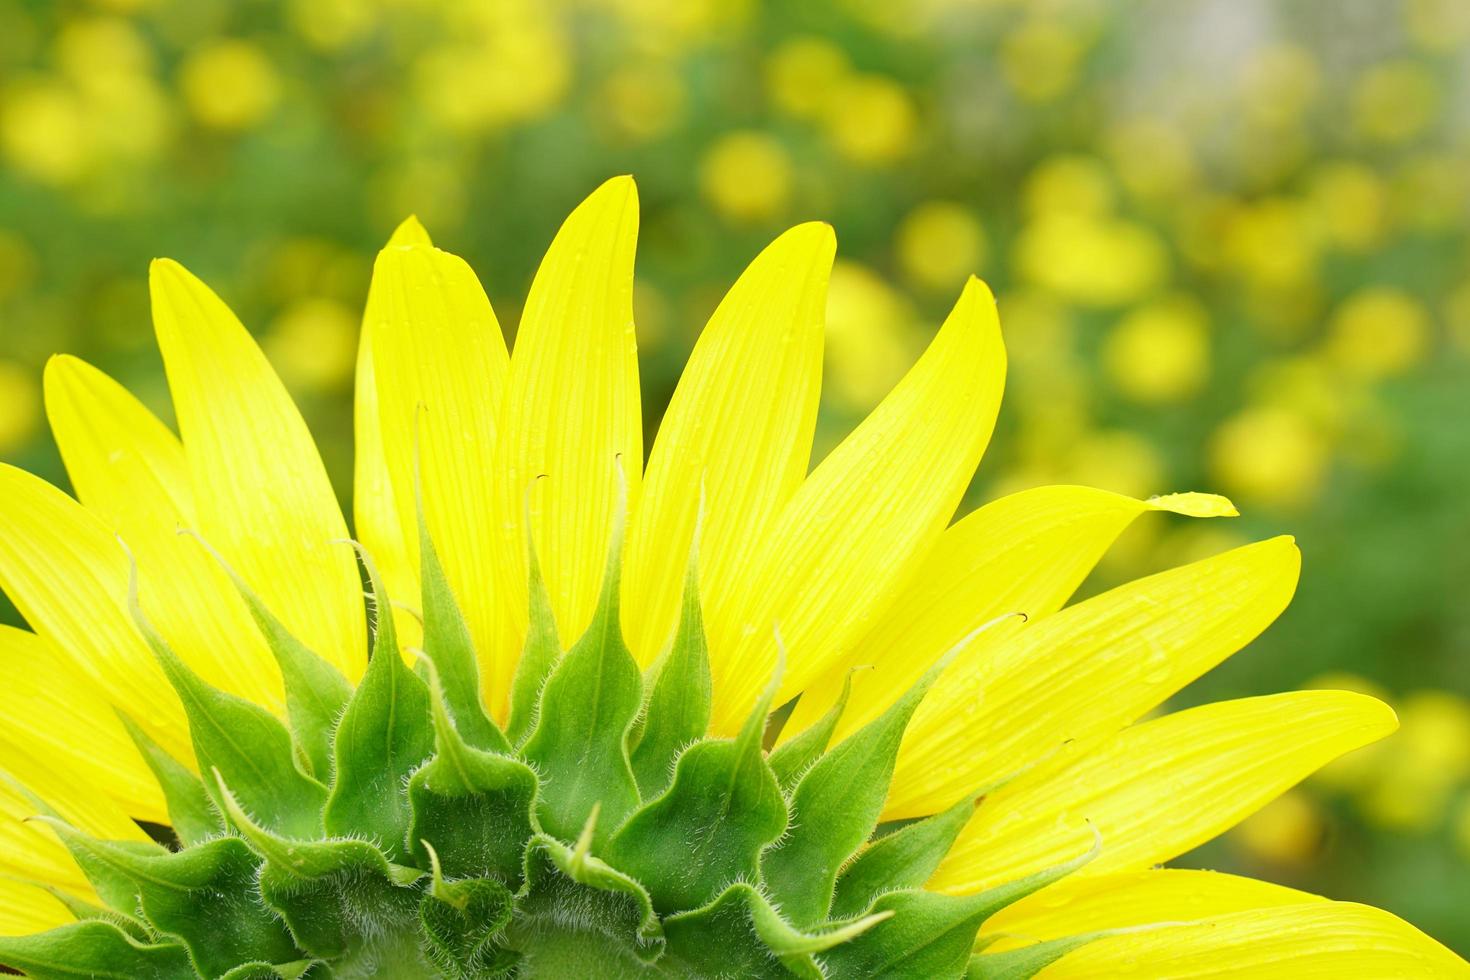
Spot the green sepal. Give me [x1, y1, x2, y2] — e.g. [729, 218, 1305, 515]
[407, 659, 540, 885]
[521, 476, 642, 848]
[42, 829, 298, 977]
[416, 489, 508, 755]
[828, 834, 1101, 979]
[324, 543, 434, 861]
[218, 961, 321, 980]
[516, 813, 665, 965]
[628, 544, 711, 800]
[767, 670, 853, 791]
[830, 791, 977, 919]
[607, 658, 784, 914]
[217, 774, 423, 961]
[505, 489, 561, 748]
[0, 921, 194, 980]
[966, 932, 1114, 979]
[661, 881, 890, 980]
[759, 646, 958, 926]
[418, 844, 517, 978]
[115, 710, 221, 846]
[126, 563, 326, 839]
[188, 531, 353, 781]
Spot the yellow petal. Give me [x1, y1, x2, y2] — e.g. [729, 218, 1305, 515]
[1031, 902, 1469, 978]
[352, 216, 433, 651]
[981, 869, 1322, 952]
[151, 258, 365, 680]
[0, 626, 164, 822]
[44, 355, 282, 710]
[888, 535, 1300, 819]
[491, 176, 642, 711]
[0, 464, 190, 763]
[623, 222, 833, 665]
[783, 486, 1237, 743]
[0, 879, 72, 936]
[711, 276, 1006, 733]
[367, 237, 509, 684]
[930, 691, 1396, 894]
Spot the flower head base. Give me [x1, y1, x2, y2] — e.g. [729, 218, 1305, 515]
[0, 178, 1464, 977]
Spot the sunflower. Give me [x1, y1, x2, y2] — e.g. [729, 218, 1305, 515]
[0, 176, 1462, 978]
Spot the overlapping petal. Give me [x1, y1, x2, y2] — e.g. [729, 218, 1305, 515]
[491, 176, 642, 713]
[366, 219, 509, 674]
[151, 259, 365, 680]
[623, 222, 833, 665]
[710, 276, 1005, 732]
[783, 486, 1237, 743]
[929, 691, 1396, 894]
[886, 535, 1300, 818]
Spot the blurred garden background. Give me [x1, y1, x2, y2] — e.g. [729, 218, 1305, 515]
[0, 0, 1468, 952]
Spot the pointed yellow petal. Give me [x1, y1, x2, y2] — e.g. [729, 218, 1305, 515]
[0, 878, 72, 936]
[44, 355, 283, 710]
[151, 259, 365, 679]
[980, 869, 1322, 952]
[0, 464, 190, 762]
[783, 486, 1237, 743]
[1030, 902, 1469, 978]
[710, 276, 1005, 732]
[491, 176, 642, 710]
[0, 626, 164, 822]
[887, 535, 1300, 819]
[367, 239, 509, 686]
[623, 222, 833, 665]
[930, 691, 1396, 894]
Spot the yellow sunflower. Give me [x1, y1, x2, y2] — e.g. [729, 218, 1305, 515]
[0, 177, 1462, 977]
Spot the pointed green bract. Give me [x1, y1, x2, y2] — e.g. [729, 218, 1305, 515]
[767, 670, 853, 791]
[505, 512, 561, 748]
[115, 711, 221, 846]
[628, 548, 712, 800]
[189, 531, 353, 781]
[324, 544, 434, 860]
[607, 662, 784, 914]
[830, 791, 977, 919]
[0, 921, 194, 980]
[759, 645, 961, 927]
[44, 831, 297, 976]
[407, 661, 539, 885]
[520, 475, 642, 848]
[417, 497, 508, 755]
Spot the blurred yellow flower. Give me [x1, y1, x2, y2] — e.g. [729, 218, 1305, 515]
[1306, 672, 1394, 793]
[1210, 405, 1329, 509]
[286, 0, 377, 52]
[0, 79, 91, 185]
[1308, 161, 1388, 253]
[699, 132, 794, 223]
[822, 260, 918, 413]
[1103, 294, 1211, 404]
[1360, 692, 1470, 831]
[1063, 429, 1164, 500]
[1223, 198, 1320, 293]
[1024, 155, 1114, 217]
[598, 62, 687, 144]
[1405, 0, 1470, 52]
[765, 36, 849, 119]
[1352, 60, 1439, 146]
[264, 298, 360, 392]
[1001, 18, 1089, 103]
[1232, 790, 1324, 866]
[1106, 118, 1198, 203]
[179, 40, 282, 131]
[1014, 212, 1167, 306]
[1325, 287, 1431, 381]
[822, 74, 916, 165]
[0, 360, 41, 455]
[894, 201, 987, 292]
[1240, 44, 1320, 129]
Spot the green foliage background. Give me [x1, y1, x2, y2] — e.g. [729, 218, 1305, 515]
[0, 0, 1467, 954]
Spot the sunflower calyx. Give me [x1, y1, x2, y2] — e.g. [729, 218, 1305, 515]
[0, 504, 1092, 980]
